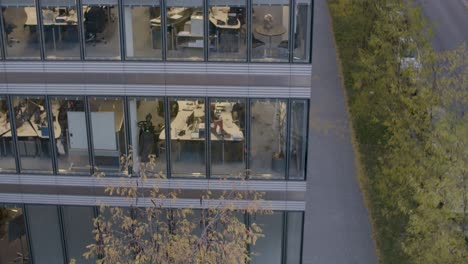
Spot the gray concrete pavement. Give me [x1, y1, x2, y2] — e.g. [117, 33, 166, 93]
[302, 0, 378, 263]
[417, 0, 468, 51]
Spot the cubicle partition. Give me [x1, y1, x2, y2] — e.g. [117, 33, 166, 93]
[0, 95, 308, 180]
[0, 0, 313, 62]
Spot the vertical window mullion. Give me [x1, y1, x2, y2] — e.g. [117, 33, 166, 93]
[77, 0, 86, 61]
[246, 0, 252, 62]
[164, 97, 172, 178]
[0, 6, 6, 59]
[123, 96, 132, 175]
[245, 97, 251, 179]
[118, 0, 126, 60]
[289, 0, 295, 62]
[22, 204, 35, 264]
[281, 211, 288, 264]
[205, 97, 211, 178]
[285, 98, 292, 180]
[35, 0, 46, 60]
[203, 0, 209, 62]
[84, 96, 95, 175]
[45, 95, 58, 175]
[6, 96, 21, 173]
[57, 206, 70, 264]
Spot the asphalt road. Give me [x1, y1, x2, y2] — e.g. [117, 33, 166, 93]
[417, 0, 468, 51]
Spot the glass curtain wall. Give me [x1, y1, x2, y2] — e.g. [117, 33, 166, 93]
[89, 96, 127, 175]
[250, 99, 288, 179]
[40, 0, 81, 60]
[250, 212, 283, 264]
[251, 0, 290, 62]
[293, 0, 311, 62]
[12, 96, 54, 173]
[289, 99, 307, 180]
[0, 96, 16, 173]
[165, 0, 204, 61]
[26, 205, 65, 264]
[208, 0, 247, 61]
[286, 211, 303, 264]
[168, 98, 206, 177]
[50, 96, 91, 175]
[1, 0, 41, 59]
[0, 204, 30, 264]
[128, 97, 166, 176]
[82, 0, 121, 60]
[123, 0, 162, 60]
[61, 206, 95, 264]
[209, 98, 246, 178]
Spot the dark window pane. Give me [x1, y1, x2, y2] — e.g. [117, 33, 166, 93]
[0, 96, 16, 173]
[50, 96, 91, 175]
[12, 96, 54, 173]
[167, 98, 206, 177]
[1, 0, 41, 59]
[26, 205, 65, 264]
[250, 212, 283, 264]
[62, 206, 95, 264]
[286, 212, 303, 264]
[289, 99, 308, 180]
[0, 204, 31, 263]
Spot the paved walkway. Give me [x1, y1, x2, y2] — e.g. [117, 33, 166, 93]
[302, 0, 378, 263]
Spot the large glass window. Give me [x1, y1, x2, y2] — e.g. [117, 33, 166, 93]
[167, 98, 206, 177]
[209, 98, 246, 178]
[0, 96, 16, 173]
[250, 212, 283, 264]
[40, 0, 81, 60]
[50, 96, 91, 175]
[0, 204, 30, 264]
[26, 205, 65, 264]
[289, 99, 308, 180]
[165, 0, 204, 61]
[251, 0, 290, 62]
[128, 97, 166, 176]
[286, 211, 303, 264]
[293, 0, 312, 62]
[12, 96, 54, 173]
[62, 206, 95, 264]
[82, 0, 121, 60]
[250, 99, 287, 179]
[208, 0, 247, 61]
[123, 0, 162, 60]
[1, 0, 41, 59]
[89, 96, 127, 175]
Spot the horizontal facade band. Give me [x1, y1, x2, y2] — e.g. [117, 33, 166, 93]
[0, 193, 306, 211]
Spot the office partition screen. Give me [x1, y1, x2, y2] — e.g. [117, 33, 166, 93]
[250, 99, 288, 179]
[1, 0, 41, 59]
[128, 97, 167, 176]
[209, 98, 246, 178]
[251, 0, 290, 62]
[89, 96, 127, 175]
[123, 0, 162, 60]
[0, 204, 30, 264]
[208, 0, 247, 62]
[0, 96, 16, 173]
[50, 96, 91, 175]
[165, 0, 204, 61]
[40, 0, 81, 60]
[12, 96, 54, 173]
[168, 98, 206, 177]
[82, 0, 121, 60]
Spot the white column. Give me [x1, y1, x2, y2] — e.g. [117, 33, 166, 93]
[124, 6, 134, 57]
[129, 99, 139, 172]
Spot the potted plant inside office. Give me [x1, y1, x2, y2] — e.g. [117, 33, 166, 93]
[271, 101, 286, 173]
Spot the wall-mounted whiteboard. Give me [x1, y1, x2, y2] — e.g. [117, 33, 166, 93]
[91, 112, 117, 151]
[68, 112, 87, 150]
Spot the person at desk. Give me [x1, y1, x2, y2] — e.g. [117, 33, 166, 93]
[138, 114, 157, 162]
[84, 6, 106, 42]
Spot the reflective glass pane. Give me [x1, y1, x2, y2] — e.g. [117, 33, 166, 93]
[82, 0, 121, 60]
[251, 0, 290, 62]
[209, 98, 246, 178]
[289, 99, 308, 180]
[250, 99, 287, 179]
[1, 0, 41, 59]
[168, 98, 206, 177]
[62, 206, 95, 264]
[166, 0, 204, 61]
[0, 204, 30, 264]
[89, 96, 127, 175]
[26, 205, 64, 264]
[286, 212, 303, 264]
[128, 97, 166, 176]
[293, 0, 312, 62]
[250, 212, 283, 264]
[12, 96, 54, 173]
[41, 0, 81, 60]
[208, 0, 247, 61]
[50, 96, 91, 175]
[0, 96, 16, 173]
[123, 0, 162, 60]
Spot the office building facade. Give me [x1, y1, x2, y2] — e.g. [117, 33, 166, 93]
[0, 0, 313, 263]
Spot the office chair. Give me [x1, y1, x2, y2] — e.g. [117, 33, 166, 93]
[84, 7, 107, 45]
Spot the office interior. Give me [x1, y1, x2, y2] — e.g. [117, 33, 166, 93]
[0, 95, 308, 180]
[0, 0, 312, 62]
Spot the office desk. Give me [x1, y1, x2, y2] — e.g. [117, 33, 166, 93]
[150, 8, 192, 50]
[209, 10, 241, 51]
[255, 25, 286, 56]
